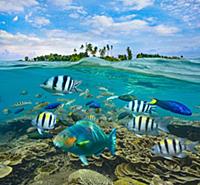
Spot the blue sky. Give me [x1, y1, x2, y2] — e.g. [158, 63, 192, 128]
[0, 0, 200, 60]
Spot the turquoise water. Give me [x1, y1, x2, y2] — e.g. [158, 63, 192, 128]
[0, 57, 200, 122]
[0, 57, 200, 185]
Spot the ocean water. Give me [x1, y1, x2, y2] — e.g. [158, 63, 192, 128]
[0, 57, 200, 185]
[1, 57, 200, 122]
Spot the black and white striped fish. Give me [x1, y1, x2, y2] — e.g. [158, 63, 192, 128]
[40, 75, 81, 95]
[126, 115, 169, 135]
[125, 100, 155, 114]
[32, 112, 57, 135]
[151, 138, 199, 160]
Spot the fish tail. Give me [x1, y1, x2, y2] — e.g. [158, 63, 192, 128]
[72, 80, 82, 93]
[108, 128, 116, 155]
[149, 98, 157, 105]
[186, 141, 199, 153]
[157, 117, 171, 133]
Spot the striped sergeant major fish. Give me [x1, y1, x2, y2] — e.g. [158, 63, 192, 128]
[125, 100, 155, 114]
[151, 138, 199, 160]
[40, 75, 81, 95]
[126, 115, 169, 136]
[32, 112, 57, 135]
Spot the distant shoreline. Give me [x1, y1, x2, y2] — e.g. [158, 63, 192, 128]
[22, 43, 183, 62]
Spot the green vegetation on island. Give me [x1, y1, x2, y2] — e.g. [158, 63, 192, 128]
[24, 43, 183, 62]
[25, 43, 133, 62]
[136, 53, 183, 60]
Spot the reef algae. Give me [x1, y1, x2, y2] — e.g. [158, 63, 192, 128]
[67, 169, 113, 185]
[0, 165, 12, 178]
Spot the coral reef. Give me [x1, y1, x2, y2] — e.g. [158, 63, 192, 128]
[0, 114, 200, 185]
[0, 165, 12, 178]
[67, 169, 113, 185]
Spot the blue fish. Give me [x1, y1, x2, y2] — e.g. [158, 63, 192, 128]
[149, 98, 192, 116]
[44, 102, 61, 110]
[14, 108, 24, 114]
[86, 100, 101, 109]
[53, 120, 116, 165]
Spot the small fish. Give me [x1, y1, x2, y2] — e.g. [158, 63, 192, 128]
[126, 115, 169, 136]
[87, 114, 96, 121]
[32, 102, 49, 110]
[65, 99, 76, 105]
[98, 87, 108, 91]
[40, 75, 81, 95]
[118, 94, 137, 102]
[53, 120, 116, 165]
[20, 90, 28, 95]
[13, 101, 32, 107]
[100, 91, 114, 96]
[32, 112, 57, 135]
[2, 108, 11, 115]
[125, 100, 155, 114]
[86, 100, 101, 109]
[149, 98, 192, 116]
[79, 89, 92, 98]
[35, 94, 43, 98]
[152, 138, 199, 160]
[14, 107, 24, 114]
[44, 102, 62, 110]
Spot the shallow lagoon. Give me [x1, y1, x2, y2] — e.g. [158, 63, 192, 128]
[0, 58, 200, 185]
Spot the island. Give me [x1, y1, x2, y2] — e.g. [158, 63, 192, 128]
[25, 43, 133, 62]
[24, 43, 183, 62]
[136, 53, 183, 60]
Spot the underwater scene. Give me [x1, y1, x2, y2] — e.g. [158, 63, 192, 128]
[0, 57, 200, 185]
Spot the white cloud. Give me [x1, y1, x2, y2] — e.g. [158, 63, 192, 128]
[118, 14, 137, 21]
[69, 13, 80, 19]
[154, 25, 179, 35]
[121, 0, 154, 10]
[49, 0, 87, 18]
[13, 16, 18, 22]
[25, 14, 50, 27]
[159, 0, 200, 28]
[0, 0, 38, 13]
[1, 21, 6, 25]
[111, 0, 154, 11]
[85, 15, 179, 36]
[0, 29, 118, 59]
[50, 0, 72, 7]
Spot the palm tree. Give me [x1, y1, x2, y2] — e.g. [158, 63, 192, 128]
[86, 43, 93, 56]
[126, 47, 133, 60]
[80, 44, 84, 50]
[106, 44, 110, 56]
[92, 46, 98, 56]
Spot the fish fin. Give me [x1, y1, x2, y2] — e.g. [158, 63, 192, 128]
[157, 118, 170, 133]
[79, 155, 88, 165]
[76, 140, 90, 147]
[72, 80, 82, 93]
[118, 112, 131, 120]
[108, 128, 116, 155]
[176, 153, 187, 159]
[106, 95, 119, 101]
[37, 128, 43, 135]
[149, 98, 158, 105]
[186, 141, 199, 154]
[163, 156, 173, 160]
